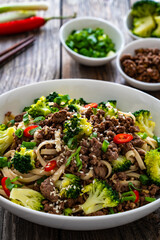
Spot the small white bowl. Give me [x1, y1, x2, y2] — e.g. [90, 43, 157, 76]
[117, 38, 160, 91]
[59, 17, 125, 66]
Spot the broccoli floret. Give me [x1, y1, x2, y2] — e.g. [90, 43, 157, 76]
[98, 101, 118, 117]
[80, 179, 119, 215]
[63, 208, 72, 216]
[0, 127, 15, 155]
[112, 156, 132, 172]
[131, 0, 158, 18]
[133, 110, 155, 138]
[55, 174, 81, 199]
[144, 149, 160, 186]
[27, 96, 52, 118]
[63, 115, 93, 145]
[152, 16, 160, 37]
[10, 188, 44, 211]
[132, 15, 156, 37]
[46, 91, 58, 102]
[11, 147, 36, 173]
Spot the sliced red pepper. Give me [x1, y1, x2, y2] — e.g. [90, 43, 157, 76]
[133, 190, 139, 203]
[84, 103, 98, 109]
[23, 125, 39, 138]
[113, 133, 133, 144]
[1, 177, 10, 197]
[45, 160, 57, 172]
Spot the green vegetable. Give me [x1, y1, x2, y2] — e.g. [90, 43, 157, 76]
[137, 132, 148, 139]
[98, 101, 118, 118]
[63, 115, 93, 145]
[144, 149, 160, 186]
[23, 112, 29, 125]
[36, 176, 47, 185]
[6, 119, 15, 128]
[27, 96, 52, 118]
[67, 137, 77, 149]
[152, 16, 160, 37]
[0, 124, 7, 131]
[55, 174, 81, 199]
[5, 176, 23, 191]
[112, 156, 132, 172]
[46, 91, 59, 102]
[153, 135, 160, 148]
[133, 110, 155, 138]
[131, 0, 158, 18]
[120, 191, 136, 203]
[66, 28, 115, 58]
[102, 139, 109, 152]
[11, 147, 36, 173]
[29, 126, 42, 135]
[145, 196, 156, 202]
[0, 11, 36, 23]
[75, 152, 82, 171]
[10, 188, 44, 211]
[33, 116, 45, 123]
[139, 174, 150, 185]
[0, 2, 48, 13]
[15, 128, 24, 138]
[0, 127, 15, 155]
[80, 179, 119, 214]
[132, 15, 156, 37]
[0, 157, 9, 168]
[21, 141, 36, 149]
[65, 146, 81, 167]
[54, 94, 70, 107]
[64, 208, 72, 216]
[90, 132, 98, 139]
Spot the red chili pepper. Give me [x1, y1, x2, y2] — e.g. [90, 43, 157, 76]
[113, 133, 133, 144]
[84, 103, 98, 109]
[0, 13, 76, 35]
[1, 177, 10, 197]
[45, 160, 57, 172]
[133, 190, 139, 203]
[23, 125, 39, 138]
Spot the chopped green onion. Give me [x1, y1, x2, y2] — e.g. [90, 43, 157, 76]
[66, 146, 81, 167]
[109, 208, 115, 214]
[121, 191, 136, 203]
[67, 137, 77, 149]
[6, 119, 15, 127]
[15, 128, 24, 138]
[64, 208, 72, 216]
[137, 132, 148, 139]
[90, 132, 97, 139]
[23, 113, 29, 125]
[102, 139, 109, 152]
[145, 197, 156, 202]
[21, 141, 36, 149]
[29, 126, 42, 135]
[0, 2, 49, 13]
[128, 182, 141, 191]
[5, 176, 23, 191]
[75, 153, 82, 171]
[0, 11, 36, 23]
[33, 116, 45, 123]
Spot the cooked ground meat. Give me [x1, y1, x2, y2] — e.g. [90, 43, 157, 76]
[40, 177, 59, 202]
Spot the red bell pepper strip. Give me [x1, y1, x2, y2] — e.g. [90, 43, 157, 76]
[84, 103, 98, 109]
[133, 190, 139, 203]
[113, 133, 133, 144]
[0, 13, 76, 35]
[1, 177, 10, 197]
[23, 125, 39, 138]
[45, 160, 57, 172]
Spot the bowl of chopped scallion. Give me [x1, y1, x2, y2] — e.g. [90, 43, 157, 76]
[59, 17, 124, 66]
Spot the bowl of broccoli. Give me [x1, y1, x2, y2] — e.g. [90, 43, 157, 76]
[125, 0, 160, 39]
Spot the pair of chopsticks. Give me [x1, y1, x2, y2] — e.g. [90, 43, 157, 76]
[0, 35, 35, 66]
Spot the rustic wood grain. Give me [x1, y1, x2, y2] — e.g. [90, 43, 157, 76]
[0, 0, 160, 239]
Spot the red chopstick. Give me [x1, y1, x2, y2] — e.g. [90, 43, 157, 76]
[0, 35, 35, 65]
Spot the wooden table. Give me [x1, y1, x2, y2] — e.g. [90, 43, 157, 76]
[0, 0, 160, 239]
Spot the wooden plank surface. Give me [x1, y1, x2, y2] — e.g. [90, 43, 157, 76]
[0, 0, 160, 239]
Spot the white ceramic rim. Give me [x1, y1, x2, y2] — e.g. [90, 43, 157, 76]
[59, 16, 125, 62]
[116, 38, 160, 88]
[0, 79, 160, 226]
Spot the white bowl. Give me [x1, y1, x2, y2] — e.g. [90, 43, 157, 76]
[0, 79, 160, 230]
[59, 17, 125, 66]
[117, 38, 160, 91]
